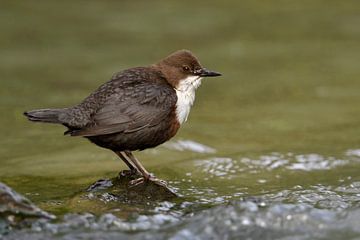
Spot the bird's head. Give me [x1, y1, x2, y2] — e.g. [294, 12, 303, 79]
[155, 50, 221, 91]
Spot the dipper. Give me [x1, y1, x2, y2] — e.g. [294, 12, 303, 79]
[24, 50, 221, 187]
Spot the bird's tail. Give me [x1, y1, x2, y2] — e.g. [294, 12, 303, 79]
[24, 108, 64, 124]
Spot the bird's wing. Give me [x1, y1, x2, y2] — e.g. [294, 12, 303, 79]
[69, 82, 177, 137]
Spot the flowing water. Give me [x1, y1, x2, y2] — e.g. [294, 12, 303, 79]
[1, 1, 360, 239]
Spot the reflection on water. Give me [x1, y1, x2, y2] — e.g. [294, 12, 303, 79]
[346, 149, 360, 157]
[163, 140, 216, 154]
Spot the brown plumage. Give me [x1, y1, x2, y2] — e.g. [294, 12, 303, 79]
[24, 49, 221, 187]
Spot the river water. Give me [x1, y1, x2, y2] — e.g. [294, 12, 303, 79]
[1, 1, 360, 239]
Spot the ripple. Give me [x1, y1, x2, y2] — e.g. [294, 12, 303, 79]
[192, 152, 350, 183]
[241, 152, 348, 172]
[7, 199, 360, 240]
[241, 152, 289, 170]
[3, 150, 360, 240]
[287, 154, 347, 171]
[11, 210, 180, 238]
[167, 201, 360, 240]
[194, 157, 235, 178]
[4, 180, 360, 240]
[263, 182, 360, 210]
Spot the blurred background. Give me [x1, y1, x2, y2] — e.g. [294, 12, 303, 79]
[1, 1, 360, 238]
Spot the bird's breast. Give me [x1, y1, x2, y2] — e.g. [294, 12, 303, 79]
[174, 76, 202, 124]
[175, 88, 196, 124]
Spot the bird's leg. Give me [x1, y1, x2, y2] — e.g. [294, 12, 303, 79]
[124, 151, 167, 187]
[114, 151, 138, 175]
[124, 151, 151, 179]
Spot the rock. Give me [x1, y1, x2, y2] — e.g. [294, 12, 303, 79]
[0, 182, 55, 220]
[0, 182, 55, 234]
[68, 171, 178, 215]
[88, 170, 178, 200]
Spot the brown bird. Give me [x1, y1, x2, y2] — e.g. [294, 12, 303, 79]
[24, 50, 221, 187]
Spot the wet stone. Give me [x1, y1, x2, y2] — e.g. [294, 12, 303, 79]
[93, 170, 177, 199]
[69, 170, 178, 215]
[0, 182, 55, 235]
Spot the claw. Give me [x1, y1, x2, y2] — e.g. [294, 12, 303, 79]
[128, 176, 168, 188]
[129, 177, 144, 187]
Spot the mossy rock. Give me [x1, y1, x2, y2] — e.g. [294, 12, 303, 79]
[68, 171, 178, 216]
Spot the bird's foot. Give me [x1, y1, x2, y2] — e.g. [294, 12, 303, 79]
[129, 174, 168, 188]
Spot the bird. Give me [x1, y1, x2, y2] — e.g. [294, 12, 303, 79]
[24, 49, 221, 187]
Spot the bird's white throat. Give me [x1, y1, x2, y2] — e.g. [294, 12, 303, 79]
[175, 76, 202, 124]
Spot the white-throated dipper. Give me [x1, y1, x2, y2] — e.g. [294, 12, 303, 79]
[24, 50, 221, 187]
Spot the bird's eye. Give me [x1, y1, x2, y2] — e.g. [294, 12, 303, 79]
[183, 66, 190, 72]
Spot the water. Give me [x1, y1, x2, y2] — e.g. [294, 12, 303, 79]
[1, 1, 360, 239]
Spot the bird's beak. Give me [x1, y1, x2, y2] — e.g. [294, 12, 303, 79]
[197, 68, 222, 77]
